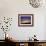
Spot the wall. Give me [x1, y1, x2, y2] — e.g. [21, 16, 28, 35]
[0, 0, 46, 40]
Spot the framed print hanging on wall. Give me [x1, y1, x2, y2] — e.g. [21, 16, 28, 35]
[18, 14, 34, 27]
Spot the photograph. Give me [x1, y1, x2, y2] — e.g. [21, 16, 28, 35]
[18, 14, 34, 26]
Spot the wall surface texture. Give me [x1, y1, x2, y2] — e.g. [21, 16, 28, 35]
[0, 0, 46, 40]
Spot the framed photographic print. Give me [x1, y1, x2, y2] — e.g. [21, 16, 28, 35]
[18, 14, 34, 27]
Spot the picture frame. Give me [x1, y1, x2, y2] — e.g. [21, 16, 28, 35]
[18, 14, 34, 27]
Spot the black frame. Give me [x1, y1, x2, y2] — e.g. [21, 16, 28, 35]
[18, 14, 34, 27]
